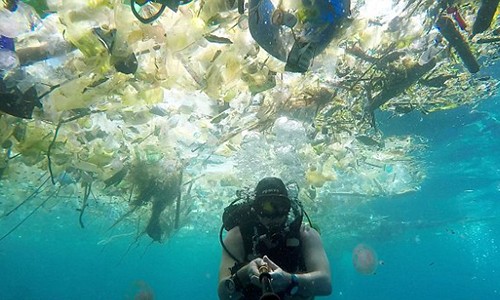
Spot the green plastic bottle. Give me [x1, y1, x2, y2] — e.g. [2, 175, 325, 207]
[21, 0, 49, 17]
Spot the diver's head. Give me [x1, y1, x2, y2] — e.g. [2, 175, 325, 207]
[253, 177, 291, 231]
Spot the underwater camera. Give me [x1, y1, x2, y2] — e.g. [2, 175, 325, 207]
[258, 263, 280, 300]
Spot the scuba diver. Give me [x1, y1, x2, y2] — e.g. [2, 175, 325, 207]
[130, 0, 351, 73]
[218, 177, 331, 300]
[248, 0, 351, 73]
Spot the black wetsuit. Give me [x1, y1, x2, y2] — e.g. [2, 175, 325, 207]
[236, 216, 306, 299]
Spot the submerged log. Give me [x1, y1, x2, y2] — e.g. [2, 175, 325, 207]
[367, 59, 436, 112]
[472, 0, 500, 35]
[437, 16, 480, 73]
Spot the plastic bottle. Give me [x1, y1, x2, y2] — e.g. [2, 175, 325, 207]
[0, 1, 40, 38]
[0, 1, 41, 73]
[0, 36, 19, 72]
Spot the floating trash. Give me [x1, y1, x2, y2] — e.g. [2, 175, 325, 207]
[0, 0, 498, 245]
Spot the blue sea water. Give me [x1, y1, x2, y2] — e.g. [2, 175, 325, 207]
[1, 0, 499, 298]
[1, 68, 500, 300]
[1, 93, 498, 300]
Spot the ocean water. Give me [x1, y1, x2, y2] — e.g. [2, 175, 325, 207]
[1, 1, 500, 300]
[1, 89, 499, 300]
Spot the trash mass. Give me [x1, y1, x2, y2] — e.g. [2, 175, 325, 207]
[1, 0, 499, 242]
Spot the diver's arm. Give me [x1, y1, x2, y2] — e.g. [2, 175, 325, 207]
[295, 224, 332, 297]
[262, 224, 332, 299]
[218, 227, 266, 299]
[218, 226, 247, 300]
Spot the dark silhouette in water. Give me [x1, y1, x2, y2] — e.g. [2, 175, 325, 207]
[0, 79, 42, 119]
[108, 159, 183, 242]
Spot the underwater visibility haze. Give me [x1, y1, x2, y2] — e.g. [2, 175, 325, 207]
[1, 0, 500, 299]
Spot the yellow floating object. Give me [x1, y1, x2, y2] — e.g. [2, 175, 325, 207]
[305, 167, 336, 188]
[89, 0, 110, 8]
[64, 27, 108, 58]
[122, 86, 164, 106]
[72, 159, 102, 174]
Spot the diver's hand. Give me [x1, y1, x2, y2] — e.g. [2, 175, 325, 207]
[263, 255, 292, 293]
[240, 257, 266, 287]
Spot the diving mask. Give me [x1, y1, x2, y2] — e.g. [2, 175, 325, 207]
[254, 197, 291, 219]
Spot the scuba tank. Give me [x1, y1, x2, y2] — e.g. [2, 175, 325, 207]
[222, 196, 254, 231]
[220, 182, 315, 263]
